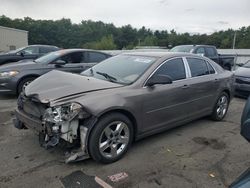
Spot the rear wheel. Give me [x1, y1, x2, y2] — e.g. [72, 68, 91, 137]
[211, 92, 229, 121]
[17, 77, 36, 95]
[88, 113, 133, 163]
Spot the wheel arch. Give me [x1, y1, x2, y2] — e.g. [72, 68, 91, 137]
[16, 74, 40, 93]
[91, 108, 138, 141]
[222, 88, 231, 100]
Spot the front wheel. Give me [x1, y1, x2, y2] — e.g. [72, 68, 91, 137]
[88, 113, 133, 163]
[211, 92, 229, 121]
[17, 77, 36, 95]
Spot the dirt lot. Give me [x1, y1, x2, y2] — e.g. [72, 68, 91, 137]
[0, 94, 249, 188]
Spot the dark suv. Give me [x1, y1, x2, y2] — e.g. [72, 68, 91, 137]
[0, 45, 60, 65]
[170, 45, 235, 70]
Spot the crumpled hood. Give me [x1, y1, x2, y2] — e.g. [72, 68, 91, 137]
[25, 70, 123, 103]
[235, 67, 250, 77]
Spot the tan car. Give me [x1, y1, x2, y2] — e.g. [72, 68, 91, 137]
[14, 52, 234, 163]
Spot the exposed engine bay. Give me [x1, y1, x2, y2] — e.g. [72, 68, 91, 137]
[14, 94, 96, 163]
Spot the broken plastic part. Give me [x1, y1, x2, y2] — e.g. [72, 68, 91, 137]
[65, 126, 89, 163]
[39, 132, 60, 149]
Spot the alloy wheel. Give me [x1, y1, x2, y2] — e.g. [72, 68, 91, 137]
[22, 81, 32, 92]
[99, 121, 130, 159]
[216, 95, 228, 119]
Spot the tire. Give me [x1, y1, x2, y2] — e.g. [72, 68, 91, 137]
[211, 92, 229, 121]
[17, 77, 36, 95]
[88, 113, 133, 164]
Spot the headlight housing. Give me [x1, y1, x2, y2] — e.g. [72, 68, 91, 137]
[43, 103, 84, 123]
[0, 71, 19, 78]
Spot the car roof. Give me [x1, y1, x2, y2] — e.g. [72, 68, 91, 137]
[54, 49, 110, 55]
[121, 51, 202, 59]
[173, 44, 216, 48]
[28, 45, 59, 48]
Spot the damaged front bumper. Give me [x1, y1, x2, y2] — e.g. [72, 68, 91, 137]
[15, 108, 44, 132]
[13, 95, 96, 163]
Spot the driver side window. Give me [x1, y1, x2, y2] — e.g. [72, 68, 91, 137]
[22, 46, 39, 54]
[153, 58, 186, 81]
[59, 52, 84, 64]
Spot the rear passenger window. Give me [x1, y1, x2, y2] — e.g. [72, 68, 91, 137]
[40, 47, 56, 53]
[207, 62, 215, 74]
[87, 52, 107, 62]
[154, 58, 186, 81]
[187, 58, 209, 77]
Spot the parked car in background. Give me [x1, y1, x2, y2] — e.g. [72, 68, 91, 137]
[241, 96, 250, 148]
[0, 45, 60, 66]
[0, 49, 111, 95]
[231, 97, 250, 188]
[14, 52, 234, 164]
[170, 45, 235, 70]
[234, 61, 250, 97]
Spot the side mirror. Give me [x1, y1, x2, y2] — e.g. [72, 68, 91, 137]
[146, 74, 173, 87]
[53, 59, 67, 67]
[17, 51, 25, 57]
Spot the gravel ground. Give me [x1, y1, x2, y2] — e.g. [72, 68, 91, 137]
[0, 94, 249, 188]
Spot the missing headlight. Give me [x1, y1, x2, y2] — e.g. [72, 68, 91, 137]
[43, 102, 84, 123]
[41, 102, 90, 148]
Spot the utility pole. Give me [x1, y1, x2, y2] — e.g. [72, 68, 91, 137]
[232, 31, 237, 49]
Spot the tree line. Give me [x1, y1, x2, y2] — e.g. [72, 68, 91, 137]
[0, 15, 249, 50]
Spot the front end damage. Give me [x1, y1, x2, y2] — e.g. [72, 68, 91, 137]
[14, 94, 96, 163]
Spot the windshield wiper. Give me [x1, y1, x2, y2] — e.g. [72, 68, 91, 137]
[96, 71, 117, 82]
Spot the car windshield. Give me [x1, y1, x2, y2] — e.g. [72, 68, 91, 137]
[81, 54, 157, 85]
[243, 61, 250, 68]
[170, 46, 194, 53]
[35, 51, 63, 64]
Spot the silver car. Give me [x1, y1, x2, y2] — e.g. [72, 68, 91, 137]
[14, 52, 234, 163]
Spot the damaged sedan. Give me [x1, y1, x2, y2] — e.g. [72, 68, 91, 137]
[14, 52, 234, 163]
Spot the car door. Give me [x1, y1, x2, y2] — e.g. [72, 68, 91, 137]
[142, 58, 195, 132]
[184, 57, 221, 115]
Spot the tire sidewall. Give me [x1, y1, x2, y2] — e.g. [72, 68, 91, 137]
[212, 92, 229, 121]
[88, 113, 134, 163]
[17, 77, 36, 95]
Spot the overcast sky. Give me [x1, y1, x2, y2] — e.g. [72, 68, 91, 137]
[1, 0, 250, 34]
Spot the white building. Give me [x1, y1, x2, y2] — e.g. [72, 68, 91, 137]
[0, 26, 28, 52]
